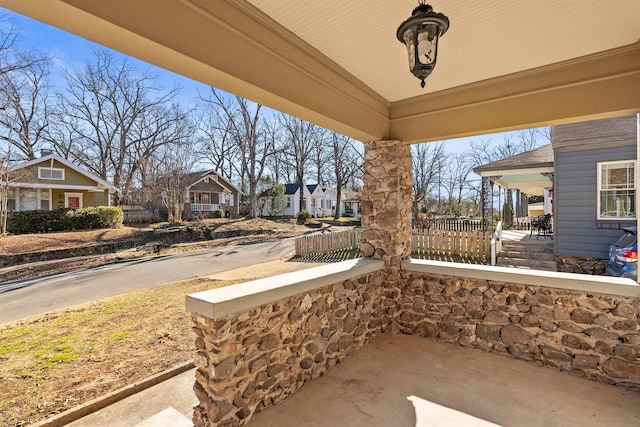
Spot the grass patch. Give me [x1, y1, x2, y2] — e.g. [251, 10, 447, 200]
[0, 277, 236, 427]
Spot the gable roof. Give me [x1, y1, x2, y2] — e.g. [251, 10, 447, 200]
[473, 144, 554, 175]
[185, 170, 243, 194]
[10, 154, 119, 192]
[284, 183, 299, 195]
[472, 145, 554, 194]
[306, 184, 319, 194]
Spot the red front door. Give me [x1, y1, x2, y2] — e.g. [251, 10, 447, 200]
[67, 196, 80, 209]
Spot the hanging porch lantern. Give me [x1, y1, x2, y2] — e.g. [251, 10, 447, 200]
[396, 1, 450, 88]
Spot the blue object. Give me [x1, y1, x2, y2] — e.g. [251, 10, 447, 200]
[605, 227, 637, 280]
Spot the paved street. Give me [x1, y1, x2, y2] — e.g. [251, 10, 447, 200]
[0, 238, 295, 324]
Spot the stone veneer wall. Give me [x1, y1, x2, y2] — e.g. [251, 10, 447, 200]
[556, 255, 607, 275]
[391, 271, 640, 389]
[191, 270, 386, 426]
[360, 140, 412, 268]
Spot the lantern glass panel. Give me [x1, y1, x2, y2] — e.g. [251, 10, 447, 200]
[417, 23, 439, 65]
[402, 29, 416, 70]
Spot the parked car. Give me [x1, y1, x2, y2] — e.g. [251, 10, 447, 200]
[606, 227, 637, 280]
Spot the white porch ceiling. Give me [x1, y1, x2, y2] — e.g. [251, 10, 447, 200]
[247, 0, 640, 103]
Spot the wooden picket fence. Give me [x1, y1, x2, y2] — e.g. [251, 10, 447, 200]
[295, 227, 490, 262]
[414, 218, 483, 231]
[411, 228, 491, 260]
[295, 229, 361, 257]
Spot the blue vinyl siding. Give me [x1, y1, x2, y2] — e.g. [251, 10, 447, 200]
[555, 144, 636, 259]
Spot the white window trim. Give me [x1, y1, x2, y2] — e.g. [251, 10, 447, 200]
[597, 160, 636, 220]
[65, 192, 83, 209]
[38, 166, 65, 180]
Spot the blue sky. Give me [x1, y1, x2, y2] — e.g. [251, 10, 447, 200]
[6, 10, 210, 103]
[4, 9, 510, 154]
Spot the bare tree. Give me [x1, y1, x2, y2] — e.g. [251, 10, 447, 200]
[0, 14, 52, 161]
[0, 54, 51, 160]
[412, 141, 446, 217]
[0, 14, 44, 83]
[195, 97, 240, 181]
[199, 88, 273, 217]
[0, 145, 12, 234]
[310, 129, 331, 186]
[442, 153, 472, 217]
[328, 132, 363, 219]
[53, 48, 180, 205]
[267, 140, 295, 185]
[465, 127, 550, 218]
[128, 102, 194, 203]
[155, 142, 196, 222]
[279, 114, 320, 213]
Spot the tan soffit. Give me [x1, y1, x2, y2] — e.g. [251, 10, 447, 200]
[1, 0, 639, 144]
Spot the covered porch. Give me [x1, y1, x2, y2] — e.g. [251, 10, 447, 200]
[250, 333, 640, 426]
[473, 144, 555, 232]
[68, 328, 640, 426]
[3, 1, 638, 426]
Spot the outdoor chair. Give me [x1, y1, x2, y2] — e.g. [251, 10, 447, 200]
[530, 214, 552, 239]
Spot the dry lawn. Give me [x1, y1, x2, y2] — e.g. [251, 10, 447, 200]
[0, 227, 148, 254]
[0, 217, 325, 426]
[0, 217, 311, 255]
[0, 277, 234, 427]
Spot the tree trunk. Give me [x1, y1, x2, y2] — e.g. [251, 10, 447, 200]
[249, 179, 258, 218]
[334, 186, 342, 220]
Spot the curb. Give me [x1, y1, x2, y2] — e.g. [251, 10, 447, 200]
[30, 361, 195, 427]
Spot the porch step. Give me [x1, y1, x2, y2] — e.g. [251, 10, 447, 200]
[499, 240, 556, 271]
[135, 407, 191, 427]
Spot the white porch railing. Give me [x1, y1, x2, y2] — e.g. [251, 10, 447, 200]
[491, 220, 503, 266]
[191, 203, 220, 212]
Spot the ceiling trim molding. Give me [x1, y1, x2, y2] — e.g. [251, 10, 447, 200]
[390, 42, 640, 143]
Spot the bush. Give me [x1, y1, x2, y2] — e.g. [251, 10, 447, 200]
[215, 209, 225, 218]
[7, 206, 123, 235]
[297, 210, 311, 222]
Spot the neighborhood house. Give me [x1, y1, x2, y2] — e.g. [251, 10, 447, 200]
[475, 115, 638, 274]
[181, 170, 242, 219]
[7, 153, 118, 211]
[281, 183, 361, 218]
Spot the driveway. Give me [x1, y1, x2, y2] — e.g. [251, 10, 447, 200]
[0, 238, 296, 324]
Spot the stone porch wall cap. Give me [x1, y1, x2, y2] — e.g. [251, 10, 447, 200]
[186, 258, 385, 319]
[402, 259, 640, 298]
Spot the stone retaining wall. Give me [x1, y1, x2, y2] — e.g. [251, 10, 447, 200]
[0, 241, 138, 267]
[391, 271, 640, 389]
[556, 255, 607, 275]
[191, 270, 386, 426]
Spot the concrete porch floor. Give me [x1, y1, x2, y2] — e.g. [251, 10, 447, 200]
[250, 333, 640, 427]
[502, 229, 553, 243]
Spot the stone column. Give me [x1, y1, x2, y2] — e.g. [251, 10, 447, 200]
[360, 140, 412, 269]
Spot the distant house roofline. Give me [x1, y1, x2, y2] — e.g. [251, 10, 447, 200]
[185, 170, 243, 194]
[473, 144, 554, 175]
[9, 154, 119, 192]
